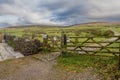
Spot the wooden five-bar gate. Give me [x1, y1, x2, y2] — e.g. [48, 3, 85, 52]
[42, 32, 120, 71]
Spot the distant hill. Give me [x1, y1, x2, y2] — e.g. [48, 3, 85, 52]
[5, 22, 120, 29]
[70, 22, 120, 28]
[7, 24, 66, 29]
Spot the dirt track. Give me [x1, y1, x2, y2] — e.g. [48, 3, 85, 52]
[0, 52, 101, 80]
[0, 52, 60, 80]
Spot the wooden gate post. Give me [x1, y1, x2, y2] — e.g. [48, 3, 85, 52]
[63, 34, 67, 49]
[60, 31, 67, 55]
[118, 43, 120, 70]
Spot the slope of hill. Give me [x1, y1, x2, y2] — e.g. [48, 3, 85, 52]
[6, 24, 66, 29]
[2, 22, 120, 30]
[69, 22, 120, 28]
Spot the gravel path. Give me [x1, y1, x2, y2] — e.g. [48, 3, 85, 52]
[0, 43, 24, 61]
[2, 52, 60, 80]
[0, 52, 102, 80]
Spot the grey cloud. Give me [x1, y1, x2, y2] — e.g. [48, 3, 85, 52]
[0, 0, 120, 27]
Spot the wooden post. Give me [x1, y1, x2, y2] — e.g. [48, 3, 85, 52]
[52, 36, 54, 48]
[118, 43, 120, 70]
[63, 34, 67, 49]
[60, 31, 67, 55]
[60, 32, 64, 55]
[115, 42, 120, 80]
[60, 32, 67, 54]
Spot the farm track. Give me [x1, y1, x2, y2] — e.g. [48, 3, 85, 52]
[1, 52, 60, 80]
[0, 43, 24, 61]
[1, 52, 102, 80]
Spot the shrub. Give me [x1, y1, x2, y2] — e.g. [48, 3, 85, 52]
[103, 30, 114, 37]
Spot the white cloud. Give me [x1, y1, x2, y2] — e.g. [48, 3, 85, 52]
[0, 0, 120, 27]
[87, 0, 120, 18]
[0, 0, 64, 26]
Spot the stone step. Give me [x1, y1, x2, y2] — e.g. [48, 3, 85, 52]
[0, 45, 14, 60]
[5, 45, 24, 58]
[0, 43, 24, 61]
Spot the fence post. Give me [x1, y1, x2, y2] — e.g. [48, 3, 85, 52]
[118, 43, 120, 70]
[63, 34, 67, 49]
[60, 31, 67, 55]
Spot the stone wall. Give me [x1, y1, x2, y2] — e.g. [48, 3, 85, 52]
[0, 34, 4, 43]
[4, 34, 43, 56]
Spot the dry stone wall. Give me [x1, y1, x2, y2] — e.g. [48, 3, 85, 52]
[4, 34, 43, 56]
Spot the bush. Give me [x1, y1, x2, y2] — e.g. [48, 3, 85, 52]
[103, 30, 114, 37]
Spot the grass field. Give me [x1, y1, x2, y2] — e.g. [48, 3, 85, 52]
[0, 25, 110, 36]
[57, 51, 119, 79]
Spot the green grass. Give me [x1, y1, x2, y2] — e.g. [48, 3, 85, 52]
[57, 52, 119, 79]
[112, 27, 120, 33]
[0, 25, 111, 37]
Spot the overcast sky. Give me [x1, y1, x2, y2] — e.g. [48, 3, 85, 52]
[0, 0, 120, 27]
